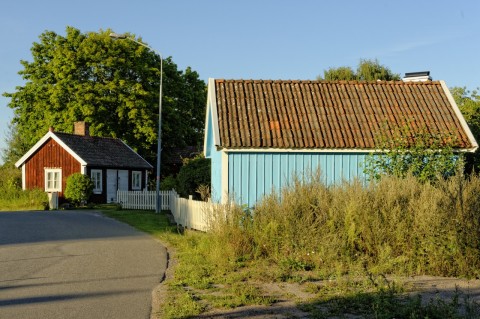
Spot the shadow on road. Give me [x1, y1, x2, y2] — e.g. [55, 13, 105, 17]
[0, 273, 161, 292]
[0, 288, 149, 307]
[0, 210, 143, 245]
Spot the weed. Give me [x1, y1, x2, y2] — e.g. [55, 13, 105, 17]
[0, 187, 48, 211]
[100, 171, 480, 318]
[162, 286, 205, 318]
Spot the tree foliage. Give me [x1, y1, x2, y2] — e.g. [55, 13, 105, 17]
[319, 59, 400, 81]
[64, 173, 93, 206]
[175, 156, 211, 199]
[451, 87, 480, 142]
[450, 86, 480, 171]
[0, 163, 22, 193]
[3, 26, 206, 174]
[1, 123, 30, 165]
[364, 126, 462, 182]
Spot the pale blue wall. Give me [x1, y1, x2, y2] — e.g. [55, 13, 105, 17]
[227, 152, 368, 207]
[204, 110, 223, 203]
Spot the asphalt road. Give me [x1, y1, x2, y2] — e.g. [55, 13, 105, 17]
[0, 210, 168, 319]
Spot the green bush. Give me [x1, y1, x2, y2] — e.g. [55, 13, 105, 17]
[0, 164, 21, 193]
[364, 126, 462, 182]
[160, 175, 177, 191]
[64, 173, 93, 206]
[176, 156, 210, 199]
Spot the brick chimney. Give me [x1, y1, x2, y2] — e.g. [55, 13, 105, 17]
[74, 121, 90, 136]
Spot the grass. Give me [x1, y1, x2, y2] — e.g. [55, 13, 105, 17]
[98, 172, 480, 318]
[0, 188, 48, 211]
[99, 206, 176, 235]
[99, 208, 279, 318]
[299, 278, 480, 319]
[0, 165, 48, 211]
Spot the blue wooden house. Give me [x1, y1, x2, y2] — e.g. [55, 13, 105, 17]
[203, 77, 478, 206]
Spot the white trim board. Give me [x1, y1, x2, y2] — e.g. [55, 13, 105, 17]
[219, 146, 477, 154]
[440, 80, 478, 152]
[15, 131, 88, 167]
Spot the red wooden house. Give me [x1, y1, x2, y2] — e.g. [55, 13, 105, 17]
[15, 121, 153, 204]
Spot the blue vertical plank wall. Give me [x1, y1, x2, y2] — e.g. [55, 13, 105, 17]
[227, 152, 368, 207]
[209, 148, 222, 203]
[204, 110, 223, 203]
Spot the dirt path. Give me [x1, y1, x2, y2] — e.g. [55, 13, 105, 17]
[191, 276, 480, 319]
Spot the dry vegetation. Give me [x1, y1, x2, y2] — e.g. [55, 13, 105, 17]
[209, 172, 480, 278]
[157, 172, 480, 318]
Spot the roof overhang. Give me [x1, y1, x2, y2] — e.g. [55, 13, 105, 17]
[440, 80, 478, 153]
[15, 131, 88, 168]
[203, 78, 221, 156]
[218, 146, 477, 154]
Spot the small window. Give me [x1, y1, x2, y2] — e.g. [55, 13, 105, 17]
[132, 171, 142, 190]
[91, 169, 102, 194]
[45, 168, 62, 192]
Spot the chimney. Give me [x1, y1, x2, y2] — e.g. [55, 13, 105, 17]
[402, 71, 432, 82]
[74, 121, 90, 136]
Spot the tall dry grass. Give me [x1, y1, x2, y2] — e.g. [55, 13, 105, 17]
[208, 173, 480, 278]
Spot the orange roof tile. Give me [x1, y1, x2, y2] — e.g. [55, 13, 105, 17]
[214, 79, 475, 150]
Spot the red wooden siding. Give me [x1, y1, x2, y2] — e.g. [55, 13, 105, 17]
[24, 138, 81, 199]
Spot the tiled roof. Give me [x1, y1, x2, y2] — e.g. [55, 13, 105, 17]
[55, 132, 153, 168]
[214, 79, 475, 149]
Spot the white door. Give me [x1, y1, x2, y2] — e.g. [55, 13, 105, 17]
[106, 169, 129, 203]
[118, 170, 128, 191]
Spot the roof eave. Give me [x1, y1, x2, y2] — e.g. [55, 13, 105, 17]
[219, 146, 477, 154]
[203, 78, 221, 156]
[440, 80, 479, 153]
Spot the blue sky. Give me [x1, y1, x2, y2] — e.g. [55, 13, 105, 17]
[1, 0, 479, 163]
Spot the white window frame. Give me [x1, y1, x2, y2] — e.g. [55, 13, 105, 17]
[132, 171, 142, 190]
[44, 168, 62, 192]
[91, 169, 103, 194]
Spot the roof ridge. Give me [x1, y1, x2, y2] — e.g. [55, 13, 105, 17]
[54, 131, 120, 141]
[215, 79, 442, 85]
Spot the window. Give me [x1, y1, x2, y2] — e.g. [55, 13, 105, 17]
[132, 171, 142, 190]
[91, 169, 102, 194]
[45, 168, 62, 192]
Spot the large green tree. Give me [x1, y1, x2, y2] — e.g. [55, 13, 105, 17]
[451, 86, 480, 170]
[451, 87, 480, 140]
[3, 26, 206, 174]
[318, 58, 400, 81]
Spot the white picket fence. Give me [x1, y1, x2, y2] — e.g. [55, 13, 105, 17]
[116, 189, 172, 210]
[116, 190, 213, 232]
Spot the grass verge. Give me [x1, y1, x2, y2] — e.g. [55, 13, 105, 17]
[0, 188, 48, 211]
[100, 206, 480, 319]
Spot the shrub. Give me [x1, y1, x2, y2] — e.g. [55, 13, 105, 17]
[364, 126, 462, 182]
[0, 164, 21, 193]
[64, 173, 93, 206]
[160, 175, 177, 191]
[176, 156, 210, 199]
